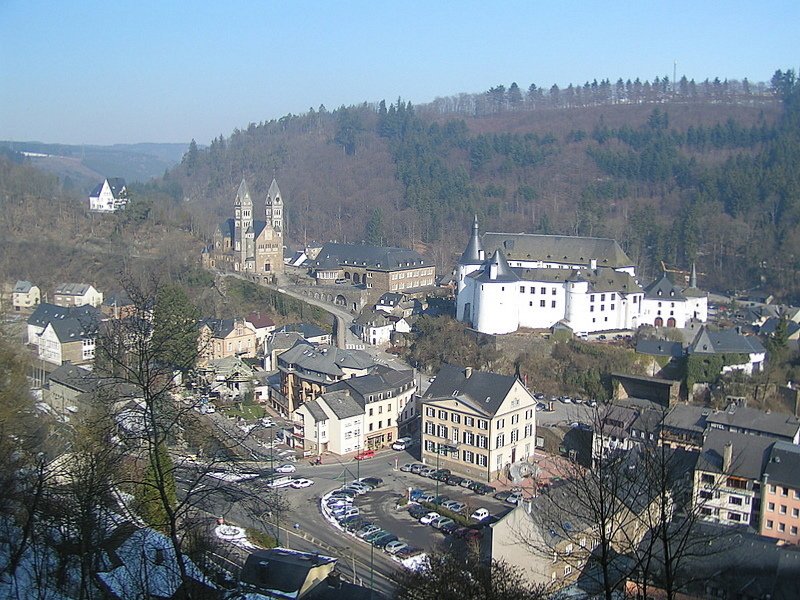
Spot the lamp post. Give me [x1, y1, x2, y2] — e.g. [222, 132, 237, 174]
[369, 539, 375, 599]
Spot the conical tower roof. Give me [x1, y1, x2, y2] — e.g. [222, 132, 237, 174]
[234, 179, 252, 206]
[459, 215, 483, 265]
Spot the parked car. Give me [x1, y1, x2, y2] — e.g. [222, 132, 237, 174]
[349, 481, 374, 492]
[445, 475, 464, 486]
[291, 478, 314, 489]
[356, 525, 381, 539]
[443, 501, 466, 513]
[459, 478, 475, 489]
[432, 469, 451, 481]
[396, 546, 423, 559]
[384, 540, 408, 555]
[372, 533, 399, 548]
[392, 437, 414, 451]
[470, 508, 490, 522]
[326, 498, 352, 509]
[419, 512, 440, 525]
[364, 529, 391, 544]
[408, 504, 429, 519]
[359, 477, 383, 488]
[431, 516, 455, 530]
[440, 521, 460, 535]
[470, 482, 496, 495]
[338, 515, 362, 527]
[275, 464, 296, 474]
[419, 467, 436, 478]
[343, 485, 369, 496]
[409, 488, 425, 502]
[345, 518, 370, 532]
[418, 492, 436, 503]
[506, 492, 524, 505]
[355, 450, 375, 460]
[432, 495, 450, 506]
[587, 399, 598, 408]
[332, 507, 359, 519]
[400, 463, 414, 472]
[329, 490, 356, 501]
[494, 490, 512, 501]
[536, 402, 547, 411]
[410, 464, 426, 474]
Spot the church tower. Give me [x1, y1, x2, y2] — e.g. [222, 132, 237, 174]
[265, 178, 283, 236]
[456, 215, 485, 295]
[234, 179, 254, 269]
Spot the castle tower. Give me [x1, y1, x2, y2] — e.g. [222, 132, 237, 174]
[456, 215, 485, 295]
[265, 178, 283, 236]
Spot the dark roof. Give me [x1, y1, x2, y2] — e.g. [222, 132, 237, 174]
[198, 317, 242, 338]
[48, 316, 98, 342]
[90, 177, 126, 199]
[13, 280, 33, 293]
[353, 308, 391, 327]
[706, 404, 800, 441]
[275, 322, 329, 340]
[459, 215, 484, 265]
[328, 365, 413, 401]
[481, 232, 633, 268]
[689, 326, 766, 355]
[663, 404, 708, 434]
[643, 273, 687, 301]
[469, 249, 519, 283]
[377, 292, 405, 306]
[234, 178, 252, 206]
[28, 302, 100, 331]
[319, 390, 364, 420]
[240, 548, 336, 597]
[310, 242, 428, 272]
[697, 429, 774, 480]
[246, 312, 276, 329]
[761, 317, 800, 337]
[764, 441, 800, 490]
[635, 339, 684, 358]
[54, 282, 95, 296]
[47, 364, 97, 393]
[423, 363, 519, 417]
[278, 343, 374, 380]
[102, 291, 133, 308]
[303, 398, 330, 423]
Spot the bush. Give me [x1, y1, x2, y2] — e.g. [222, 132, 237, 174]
[246, 528, 278, 549]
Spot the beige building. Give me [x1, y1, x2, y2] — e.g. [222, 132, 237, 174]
[203, 179, 284, 280]
[197, 317, 257, 365]
[12, 280, 40, 311]
[53, 283, 104, 308]
[294, 390, 365, 456]
[420, 364, 537, 482]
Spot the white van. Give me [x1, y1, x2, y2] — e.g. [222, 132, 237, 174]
[392, 437, 414, 451]
[267, 476, 294, 489]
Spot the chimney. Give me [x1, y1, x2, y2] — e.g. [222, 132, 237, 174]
[590, 258, 597, 270]
[464, 367, 473, 379]
[723, 442, 733, 473]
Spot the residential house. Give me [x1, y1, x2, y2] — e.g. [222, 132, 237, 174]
[693, 429, 773, 527]
[239, 548, 374, 599]
[294, 390, 365, 456]
[307, 242, 435, 293]
[660, 404, 709, 451]
[37, 314, 99, 366]
[591, 398, 663, 466]
[760, 441, 800, 544]
[374, 292, 422, 318]
[45, 363, 97, 413]
[353, 308, 394, 346]
[688, 325, 767, 376]
[245, 311, 277, 349]
[12, 280, 40, 311]
[284, 249, 308, 267]
[27, 302, 101, 346]
[328, 365, 416, 448]
[264, 331, 306, 371]
[276, 342, 374, 415]
[197, 355, 255, 399]
[420, 364, 537, 482]
[761, 316, 800, 342]
[53, 282, 104, 308]
[197, 317, 257, 365]
[202, 178, 284, 279]
[274, 322, 332, 346]
[89, 177, 128, 212]
[101, 291, 137, 319]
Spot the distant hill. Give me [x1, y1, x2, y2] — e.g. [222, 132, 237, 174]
[0, 140, 189, 191]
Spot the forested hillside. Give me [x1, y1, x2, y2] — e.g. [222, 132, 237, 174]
[161, 69, 800, 301]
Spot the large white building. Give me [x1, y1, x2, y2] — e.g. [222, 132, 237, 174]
[456, 219, 707, 336]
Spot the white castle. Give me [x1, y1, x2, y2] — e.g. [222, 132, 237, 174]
[455, 217, 707, 335]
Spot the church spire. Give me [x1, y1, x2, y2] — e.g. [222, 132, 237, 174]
[459, 215, 483, 265]
[690, 262, 697, 288]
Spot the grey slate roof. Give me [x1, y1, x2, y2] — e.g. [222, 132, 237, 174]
[423, 363, 518, 417]
[274, 322, 329, 340]
[636, 339, 684, 358]
[706, 404, 800, 441]
[310, 242, 428, 272]
[354, 308, 391, 328]
[54, 282, 94, 296]
[89, 177, 126, 198]
[319, 390, 364, 420]
[234, 178, 251, 206]
[13, 280, 33, 293]
[663, 404, 709, 435]
[764, 441, 800, 490]
[689, 326, 766, 355]
[469, 249, 519, 283]
[47, 364, 97, 393]
[377, 292, 405, 307]
[278, 343, 374, 379]
[481, 232, 633, 269]
[696, 429, 774, 480]
[644, 273, 687, 301]
[303, 398, 330, 423]
[760, 317, 800, 337]
[459, 215, 484, 265]
[328, 365, 413, 401]
[49, 316, 97, 342]
[28, 302, 100, 329]
[240, 548, 336, 597]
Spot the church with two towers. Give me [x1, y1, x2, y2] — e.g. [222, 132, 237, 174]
[202, 178, 285, 279]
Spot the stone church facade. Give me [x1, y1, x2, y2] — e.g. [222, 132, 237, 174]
[203, 178, 285, 280]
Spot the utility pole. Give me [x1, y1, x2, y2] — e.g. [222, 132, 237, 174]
[369, 541, 374, 599]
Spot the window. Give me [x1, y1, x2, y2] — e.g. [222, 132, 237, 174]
[426, 407, 435, 417]
[378, 405, 383, 414]
[768, 502, 775, 511]
[551, 300, 556, 308]
[439, 410, 447, 420]
[478, 419, 489, 430]
[701, 474, 714, 484]
[525, 409, 533, 420]
[530, 287, 535, 294]
[590, 306, 595, 312]
[387, 418, 392, 426]
[766, 519, 774, 529]
[729, 496, 743, 506]
[520, 286, 525, 293]
[770, 484, 776, 493]
[793, 508, 799, 518]
[552, 288, 557, 295]
[792, 526, 798, 535]
[477, 454, 487, 467]
[601, 294, 606, 301]
[728, 512, 742, 522]
[451, 413, 461, 424]
[511, 414, 519, 425]
[465, 416, 474, 427]
[540, 287, 546, 294]
[425, 440, 435, 452]
[610, 304, 615, 310]
[564, 565, 572, 576]
[495, 434, 505, 448]
[564, 544, 573, 555]
[524, 424, 533, 437]
[511, 429, 519, 443]
[497, 418, 505, 429]
[369, 423, 373, 432]
[600, 304, 605, 311]
[579, 537, 586, 548]
[590, 295, 595, 302]
[782, 487, 789, 497]
[611, 293, 616, 300]
[540, 300, 546, 307]
[477, 435, 488, 449]
[425, 422, 434, 435]
[781, 505, 788, 515]
[779, 523, 786, 532]
[462, 450, 474, 463]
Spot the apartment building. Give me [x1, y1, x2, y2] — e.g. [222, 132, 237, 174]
[760, 441, 800, 544]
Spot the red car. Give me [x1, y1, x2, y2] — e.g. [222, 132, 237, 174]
[355, 449, 375, 460]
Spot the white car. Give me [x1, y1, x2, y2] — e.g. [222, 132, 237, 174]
[470, 508, 490, 521]
[275, 464, 296, 474]
[291, 478, 314, 489]
[392, 437, 413, 451]
[419, 512, 440, 525]
[384, 540, 408, 555]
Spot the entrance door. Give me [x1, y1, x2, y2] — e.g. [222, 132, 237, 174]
[654, 317, 663, 327]
[511, 447, 517, 464]
[667, 317, 676, 327]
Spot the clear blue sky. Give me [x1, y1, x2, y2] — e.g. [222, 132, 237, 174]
[1, 0, 797, 145]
